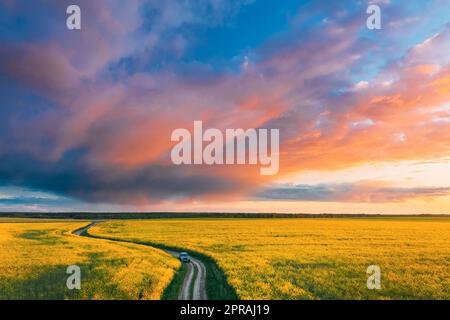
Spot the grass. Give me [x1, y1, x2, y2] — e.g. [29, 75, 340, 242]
[162, 263, 187, 299]
[90, 217, 450, 300]
[0, 220, 180, 300]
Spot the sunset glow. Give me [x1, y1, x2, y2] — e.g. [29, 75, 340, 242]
[1, 1, 450, 213]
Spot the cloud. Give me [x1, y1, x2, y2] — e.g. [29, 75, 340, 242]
[255, 182, 450, 203]
[1, 1, 450, 208]
[0, 152, 236, 204]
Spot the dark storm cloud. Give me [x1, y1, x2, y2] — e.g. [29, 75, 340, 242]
[0, 151, 235, 204]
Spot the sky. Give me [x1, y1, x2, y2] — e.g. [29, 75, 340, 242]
[1, 0, 450, 213]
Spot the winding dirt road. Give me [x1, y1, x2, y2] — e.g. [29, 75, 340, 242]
[165, 249, 207, 300]
[72, 221, 103, 236]
[72, 221, 208, 300]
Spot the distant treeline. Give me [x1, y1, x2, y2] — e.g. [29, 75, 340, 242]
[0, 212, 448, 220]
